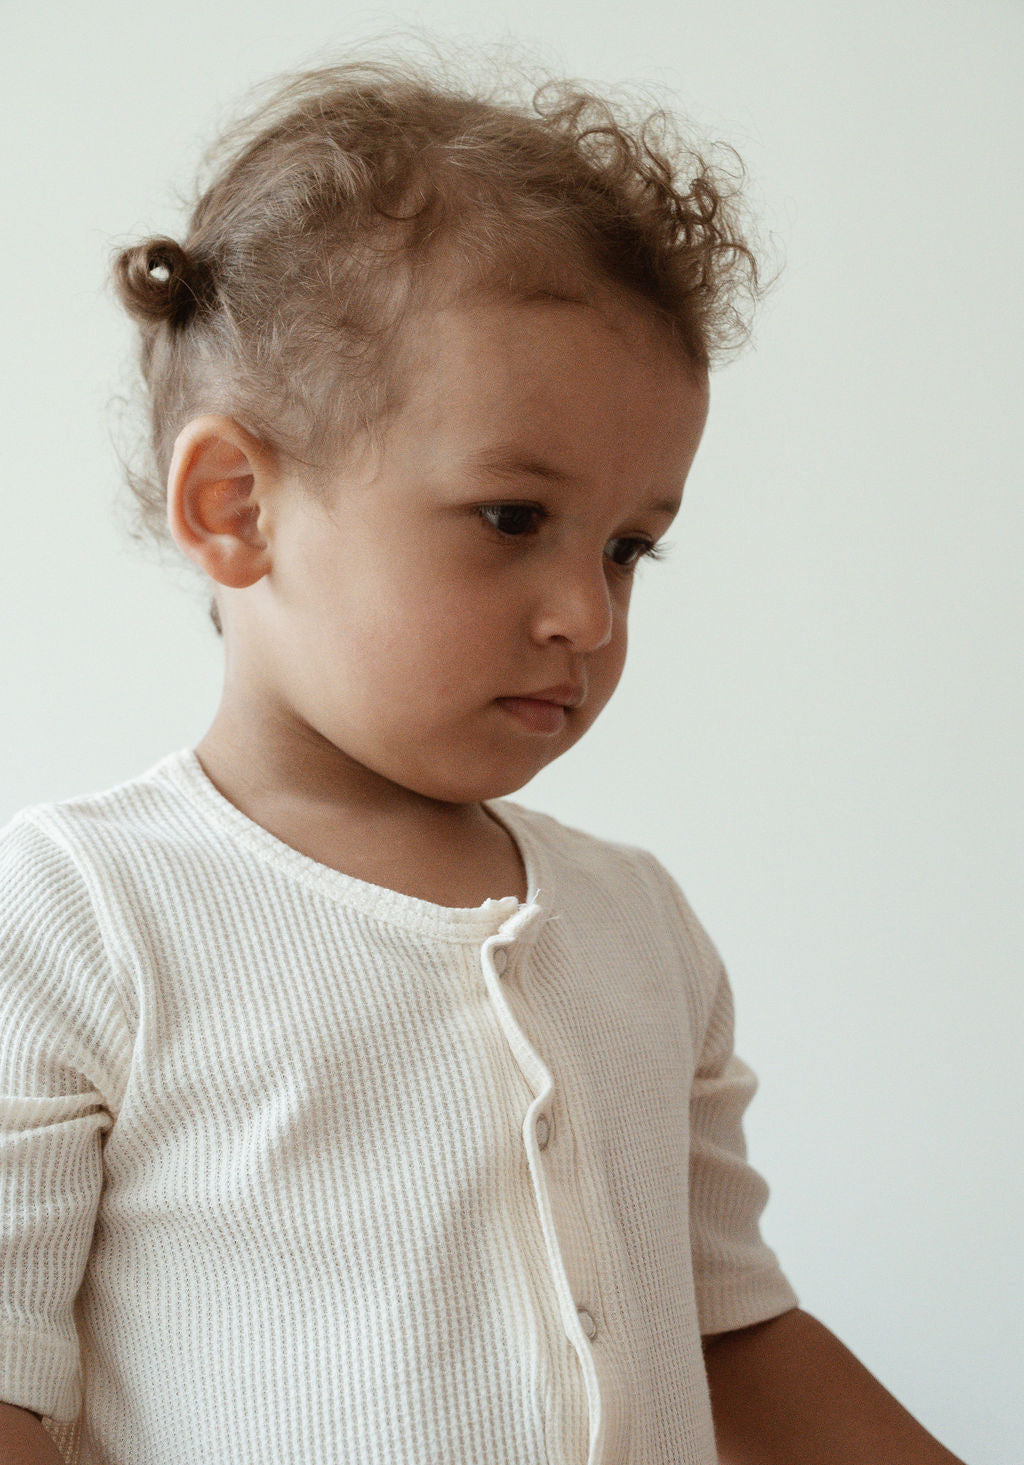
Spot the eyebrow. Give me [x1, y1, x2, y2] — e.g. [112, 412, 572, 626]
[463, 444, 683, 517]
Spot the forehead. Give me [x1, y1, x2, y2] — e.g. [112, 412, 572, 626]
[361, 290, 708, 496]
[445, 270, 688, 354]
[392, 287, 704, 423]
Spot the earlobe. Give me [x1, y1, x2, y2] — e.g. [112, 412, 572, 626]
[166, 414, 275, 590]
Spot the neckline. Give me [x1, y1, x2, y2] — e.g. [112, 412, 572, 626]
[153, 746, 547, 939]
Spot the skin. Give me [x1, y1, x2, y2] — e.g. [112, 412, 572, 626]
[167, 285, 710, 905]
[701, 1309, 968, 1463]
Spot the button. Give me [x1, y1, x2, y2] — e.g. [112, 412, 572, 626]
[491, 947, 508, 974]
[535, 1113, 550, 1149]
[577, 1307, 597, 1340]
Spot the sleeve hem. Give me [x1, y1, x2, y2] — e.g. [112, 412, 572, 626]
[0, 1320, 81, 1424]
[696, 1267, 801, 1338]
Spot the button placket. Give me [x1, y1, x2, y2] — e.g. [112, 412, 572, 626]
[477, 907, 609, 1426]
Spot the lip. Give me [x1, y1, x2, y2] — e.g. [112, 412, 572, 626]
[496, 697, 569, 734]
[515, 683, 585, 708]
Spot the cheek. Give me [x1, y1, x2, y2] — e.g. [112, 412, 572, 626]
[349, 584, 495, 695]
[597, 630, 628, 693]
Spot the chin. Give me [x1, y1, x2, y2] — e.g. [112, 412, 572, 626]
[434, 775, 538, 806]
[400, 720, 582, 805]
[417, 756, 557, 806]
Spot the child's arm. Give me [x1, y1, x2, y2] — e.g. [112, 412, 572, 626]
[0, 1403, 65, 1464]
[0, 813, 129, 1434]
[702, 1307, 967, 1464]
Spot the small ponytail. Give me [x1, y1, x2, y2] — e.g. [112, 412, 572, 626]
[112, 236, 216, 328]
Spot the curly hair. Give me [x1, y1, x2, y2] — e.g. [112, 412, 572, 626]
[110, 38, 777, 636]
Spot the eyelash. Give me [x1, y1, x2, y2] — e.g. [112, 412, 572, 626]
[477, 503, 672, 573]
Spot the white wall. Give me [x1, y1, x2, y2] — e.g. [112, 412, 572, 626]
[3, 2, 1021, 1459]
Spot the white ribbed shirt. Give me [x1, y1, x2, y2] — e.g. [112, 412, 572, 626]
[0, 748, 798, 1465]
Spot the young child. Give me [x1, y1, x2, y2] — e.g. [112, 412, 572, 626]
[0, 53, 967, 1465]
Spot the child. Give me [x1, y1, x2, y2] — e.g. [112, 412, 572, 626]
[0, 51, 967, 1465]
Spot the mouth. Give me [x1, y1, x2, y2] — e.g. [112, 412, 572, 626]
[495, 697, 569, 734]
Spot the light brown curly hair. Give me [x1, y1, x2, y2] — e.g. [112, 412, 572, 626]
[110, 39, 777, 637]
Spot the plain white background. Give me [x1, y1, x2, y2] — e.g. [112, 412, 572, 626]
[2, 2, 1021, 1460]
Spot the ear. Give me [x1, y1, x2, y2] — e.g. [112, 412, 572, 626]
[166, 414, 279, 590]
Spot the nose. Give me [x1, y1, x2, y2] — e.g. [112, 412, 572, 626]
[531, 552, 615, 652]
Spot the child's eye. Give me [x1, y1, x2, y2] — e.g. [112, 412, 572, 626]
[480, 503, 673, 571]
[609, 533, 665, 565]
[477, 501, 544, 536]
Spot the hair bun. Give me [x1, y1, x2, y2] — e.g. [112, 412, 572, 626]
[113, 235, 214, 328]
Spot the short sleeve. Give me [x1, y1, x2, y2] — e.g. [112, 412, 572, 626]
[0, 810, 133, 1423]
[643, 854, 799, 1336]
[688, 957, 799, 1334]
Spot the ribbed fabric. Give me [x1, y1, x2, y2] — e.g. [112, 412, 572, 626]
[0, 748, 798, 1465]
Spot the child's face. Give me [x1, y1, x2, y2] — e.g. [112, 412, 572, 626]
[204, 290, 708, 810]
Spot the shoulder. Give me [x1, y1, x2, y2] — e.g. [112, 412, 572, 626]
[491, 797, 708, 932]
[0, 750, 213, 928]
[0, 803, 137, 1100]
[496, 796, 727, 969]
[491, 796, 662, 878]
[0, 803, 97, 930]
[0, 752, 200, 1015]
[2, 748, 193, 858]
[0, 784, 139, 960]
